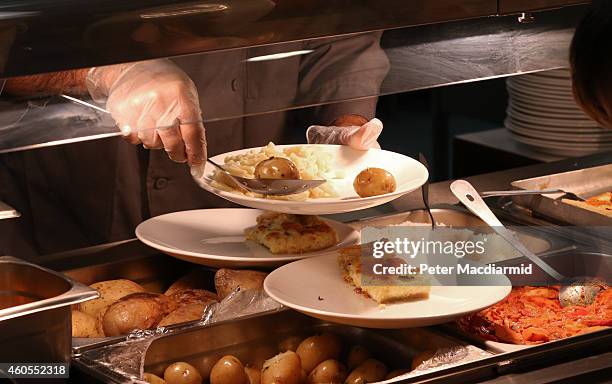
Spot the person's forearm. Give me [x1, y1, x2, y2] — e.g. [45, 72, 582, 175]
[3, 68, 89, 97]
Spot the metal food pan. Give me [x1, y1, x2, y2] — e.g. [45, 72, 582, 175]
[511, 164, 612, 226]
[64, 254, 216, 351]
[449, 250, 612, 353]
[141, 310, 486, 382]
[351, 206, 561, 259]
[0, 256, 98, 363]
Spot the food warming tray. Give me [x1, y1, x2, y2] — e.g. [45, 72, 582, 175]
[511, 164, 612, 226]
[0, 256, 98, 363]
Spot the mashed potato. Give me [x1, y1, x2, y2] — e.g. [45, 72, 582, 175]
[211, 143, 342, 201]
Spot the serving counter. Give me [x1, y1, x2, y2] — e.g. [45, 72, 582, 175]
[28, 152, 607, 383]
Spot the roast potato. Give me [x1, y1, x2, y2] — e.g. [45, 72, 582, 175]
[346, 346, 371, 370]
[261, 351, 302, 384]
[79, 279, 145, 317]
[210, 355, 249, 384]
[158, 303, 207, 327]
[330, 114, 368, 127]
[345, 359, 387, 384]
[165, 269, 212, 296]
[214, 269, 267, 300]
[164, 362, 202, 384]
[169, 289, 218, 307]
[144, 372, 167, 384]
[71, 310, 103, 338]
[254, 157, 300, 180]
[353, 168, 397, 198]
[307, 359, 347, 384]
[296, 333, 342, 374]
[101, 292, 176, 336]
[244, 366, 261, 384]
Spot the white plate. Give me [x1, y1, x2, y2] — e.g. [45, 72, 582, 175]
[264, 254, 511, 328]
[508, 100, 585, 118]
[194, 145, 429, 215]
[505, 116, 605, 133]
[507, 82, 575, 101]
[135, 209, 360, 268]
[507, 108, 599, 128]
[506, 123, 612, 143]
[507, 89, 578, 108]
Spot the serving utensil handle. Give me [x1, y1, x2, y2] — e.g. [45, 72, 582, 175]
[450, 180, 565, 282]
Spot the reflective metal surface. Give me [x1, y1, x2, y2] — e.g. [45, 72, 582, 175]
[0, 256, 98, 363]
[0, 0, 499, 77]
[0, 6, 587, 155]
[499, 0, 587, 14]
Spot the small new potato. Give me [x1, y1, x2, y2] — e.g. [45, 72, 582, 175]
[345, 359, 387, 384]
[346, 346, 371, 370]
[210, 355, 249, 384]
[261, 351, 302, 384]
[353, 168, 397, 198]
[254, 157, 300, 180]
[307, 359, 347, 384]
[244, 366, 261, 384]
[144, 372, 167, 384]
[278, 336, 302, 353]
[164, 362, 202, 384]
[296, 333, 342, 374]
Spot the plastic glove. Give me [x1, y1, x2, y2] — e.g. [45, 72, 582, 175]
[306, 115, 383, 149]
[86, 59, 206, 173]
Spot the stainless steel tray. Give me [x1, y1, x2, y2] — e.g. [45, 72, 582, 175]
[0, 256, 98, 363]
[75, 309, 491, 383]
[511, 164, 612, 226]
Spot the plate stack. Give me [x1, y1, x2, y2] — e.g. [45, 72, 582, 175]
[505, 69, 612, 156]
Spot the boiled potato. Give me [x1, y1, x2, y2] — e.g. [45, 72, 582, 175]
[385, 369, 411, 380]
[193, 354, 222, 382]
[210, 355, 249, 384]
[254, 157, 300, 180]
[307, 359, 347, 384]
[165, 269, 212, 296]
[71, 310, 103, 338]
[353, 168, 397, 198]
[346, 346, 371, 370]
[296, 333, 342, 374]
[247, 344, 279, 370]
[214, 269, 267, 300]
[101, 292, 176, 336]
[244, 365, 261, 384]
[411, 350, 435, 370]
[144, 372, 167, 384]
[261, 351, 302, 384]
[164, 362, 202, 384]
[278, 336, 302, 353]
[345, 359, 387, 384]
[78, 279, 145, 317]
[330, 114, 369, 127]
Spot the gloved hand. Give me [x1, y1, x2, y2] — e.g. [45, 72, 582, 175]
[306, 114, 383, 149]
[86, 59, 206, 174]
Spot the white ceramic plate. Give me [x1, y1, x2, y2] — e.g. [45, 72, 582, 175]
[508, 101, 588, 119]
[194, 145, 429, 215]
[505, 116, 605, 133]
[135, 209, 360, 268]
[507, 108, 599, 128]
[506, 123, 612, 143]
[507, 89, 578, 108]
[264, 254, 511, 328]
[507, 82, 575, 101]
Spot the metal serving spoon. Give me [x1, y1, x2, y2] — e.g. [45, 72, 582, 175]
[207, 159, 326, 196]
[450, 179, 602, 307]
[480, 188, 586, 201]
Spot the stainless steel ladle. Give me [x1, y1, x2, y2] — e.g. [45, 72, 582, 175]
[450, 179, 602, 307]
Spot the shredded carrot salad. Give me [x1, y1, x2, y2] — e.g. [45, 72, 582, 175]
[459, 286, 611, 344]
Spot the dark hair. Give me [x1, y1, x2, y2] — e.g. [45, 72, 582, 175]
[569, 0, 612, 128]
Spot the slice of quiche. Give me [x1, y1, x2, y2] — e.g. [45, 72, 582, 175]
[245, 212, 339, 254]
[338, 245, 430, 304]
